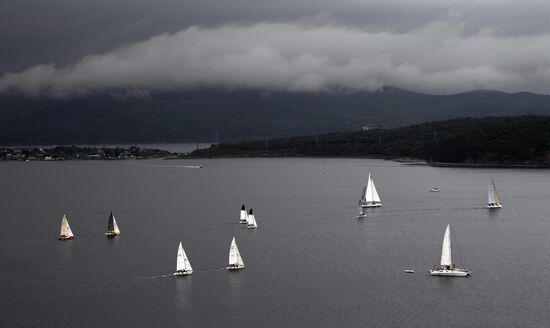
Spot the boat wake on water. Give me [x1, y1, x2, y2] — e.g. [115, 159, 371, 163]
[141, 267, 226, 279]
[281, 214, 360, 223]
[141, 274, 174, 279]
[0, 238, 57, 245]
[380, 207, 480, 215]
[194, 267, 226, 272]
[135, 164, 203, 169]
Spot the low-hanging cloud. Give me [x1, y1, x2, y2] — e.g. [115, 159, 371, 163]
[2, 21, 550, 96]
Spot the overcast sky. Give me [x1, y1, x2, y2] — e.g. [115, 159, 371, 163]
[2, 0, 550, 96]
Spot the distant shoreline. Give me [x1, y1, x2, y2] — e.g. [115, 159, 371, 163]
[0, 145, 172, 161]
[428, 162, 550, 169]
[2, 147, 549, 168]
[182, 150, 550, 168]
[183, 152, 550, 168]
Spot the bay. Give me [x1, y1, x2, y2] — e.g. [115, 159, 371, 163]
[1, 157, 549, 327]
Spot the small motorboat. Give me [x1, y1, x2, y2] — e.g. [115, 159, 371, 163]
[403, 269, 415, 273]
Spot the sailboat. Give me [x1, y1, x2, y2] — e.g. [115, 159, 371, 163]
[173, 241, 193, 276]
[430, 224, 470, 277]
[58, 214, 75, 240]
[357, 206, 367, 218]
[488, 178, 503, 209]
[104, 211, 121, 237]
[246, 209, 257, 229]
[239, 204, 248, 224]
[226, 236, 245, 270]
[359, 172, 382, 208]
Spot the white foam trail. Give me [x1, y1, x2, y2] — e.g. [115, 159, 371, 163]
[141, 274, 173, 279]
[0, 238, 56, 245]
[194, 267, 226, 272]
[136, 164, 203, 169]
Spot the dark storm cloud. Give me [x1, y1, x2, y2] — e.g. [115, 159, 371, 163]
[2, 0, 550, 95]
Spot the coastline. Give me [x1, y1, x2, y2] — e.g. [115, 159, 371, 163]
[3, 145, 549, 168]
[428, 162, 550, 169]
[183, 152, 550, 168]
[0, 145, 172, 161]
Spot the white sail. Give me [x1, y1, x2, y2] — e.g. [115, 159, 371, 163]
[488, 179, 502, 207]
[440, 224, 452, 267]
[60, 214, 74, 237]
[113, 216, 120, 234]
[364, 172, 381, 204]
[236, 242, 244, 267]
[228, 237, 245, 268]
[176, 242, 193, 273]
[239, 204, 248, 223]
[488, 180, 496, 205]
[359, 173, 382, 208]
[247, 209, 257, 228]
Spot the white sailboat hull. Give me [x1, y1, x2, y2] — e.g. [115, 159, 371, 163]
[226, 265, 245, 271]
[360, 202, 382, 208]
[173, 270, 193, 276]
[430, 269, 470, 277]
[488, 204, 502, 209]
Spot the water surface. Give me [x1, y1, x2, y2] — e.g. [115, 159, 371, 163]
[1, 158, 549, 327]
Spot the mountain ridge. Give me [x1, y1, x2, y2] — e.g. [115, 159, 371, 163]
[1, 87, 549, 145]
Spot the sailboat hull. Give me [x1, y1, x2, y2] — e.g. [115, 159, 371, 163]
[104, 231, 121, 237]
[58, 235, 75, 240]
[226, 265, 245, 271]
[488, 204, 502, 209]
[430, 269, 470, 277]
[360, 202, 382, 208]
[173, 270, 192, 276]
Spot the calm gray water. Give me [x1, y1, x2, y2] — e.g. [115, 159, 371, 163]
[1, 158, 549, 327]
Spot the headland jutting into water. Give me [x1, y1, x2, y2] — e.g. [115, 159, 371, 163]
[185, 116, 550, 168]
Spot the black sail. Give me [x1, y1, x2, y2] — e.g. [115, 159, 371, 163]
[107, 211, 115, 231]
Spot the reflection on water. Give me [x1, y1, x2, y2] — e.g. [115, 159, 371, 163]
[58, 240, 74, 262]
[174, 276, 193, 310]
